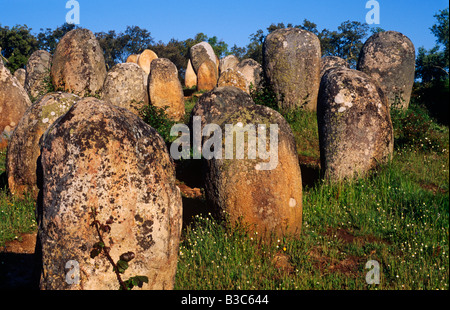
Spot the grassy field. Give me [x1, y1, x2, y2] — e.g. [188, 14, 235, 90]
[0, 93, 448, 290]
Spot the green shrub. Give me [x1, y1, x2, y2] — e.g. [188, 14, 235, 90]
[391, 101, 447, 152]
[139, 103, 176, 143]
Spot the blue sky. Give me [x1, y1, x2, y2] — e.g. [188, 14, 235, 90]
[0, 0, 448, 52]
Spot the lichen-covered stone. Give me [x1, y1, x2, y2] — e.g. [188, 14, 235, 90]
[236, 59, 263, 91]
[148, 58, 185, 121]
[37, 97, 182, 290]
[6, 92, 80, 199]
[217, 68, 248, 93]
[25, 50, 52, 99]
[263, 28, 321, 111]
[0, 62, 32, 148]
[102, 63, 148, 116]
[190, 86, 255, 134]
[51, 29, 107, 97]
[189, 42, 217, 74]
[317, 68, 394, 181]
[219, 55, 239, 75]
[197, 59, 218, 92]
[137, 49, 158, 76]
[14, 68, 26, 87]
[357, 31, 415, 110]
[320, 56, 349, 79]
[204, 104, 303, 239]
[184, 59, 197, 89]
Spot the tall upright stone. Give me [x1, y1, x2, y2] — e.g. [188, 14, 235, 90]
[203, 104, 303, 239]
[126, 54, 138, 64]
[25, 50, 52, 99]
[184, 59, 197, 89]
[357, 31, 415, 110]
[148, 58, 185, 121]
[37, 97, 182, 290]
[318, 68, 394, 181]
[0, 62, 32, 148]
[197, 59, 218, 92]
[217, 68, 248, 93]
[137, 49, 158, 76]
[189, 42, 217, 74]
[102, 63, 148, 116]
[219, 55, 239, 75]
[320, 56, 349, 79]
[236, 59, 263, 91]
[263, 28, 321, 111]
[6, 92, 80, 199]
[51, 28, 107, 97]
[14, 68, 26, 87]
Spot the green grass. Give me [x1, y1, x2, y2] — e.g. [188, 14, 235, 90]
[174, 144, 449, 289]
[174, 101, 449, 290]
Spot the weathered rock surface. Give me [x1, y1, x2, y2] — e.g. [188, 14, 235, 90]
[137, 49, 158, 76]
[184, 59, 197, 89]
[357, 31, 415, 110]
[263, 28, 321, 111]
[217, 68, 248, 93]
[37, 97, 182, 290]
[189, 42, 217, 74]
[197, 59, 218, 92]
[317, 68, 394, 181]
[320, 56, 349, 78]
[204, 104, 303, 239]
[190, 86, 255, 134]
[14, 68, 26, 87]
[0, 62, 32, 148]
[219, 55, 239, 75]
[25, 50, 52, 99]
[102, 63, 148, 116]
[148, 58, 185, 121]
[126, 54, 138, 64]
[6, 92, 80, 198]
[236, 59, 263, 91]
[51, 28, 107, 97]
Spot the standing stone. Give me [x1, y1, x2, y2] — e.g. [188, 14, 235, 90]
[25, 50, 52, 99]
[14, 68, 26, 87]
[197, 59, 218, 92]
[126, 54, 138, 64]
[102, 63, 148, 116]
[0, 62, 32, 148]
[184, 59, 197, 89]
[320, 56, 349, 79]
[148, 58, 185, 121]
[219, 55, 239, 75]
[51, 28, 107, 97]
[357, 31, 415, 110]
[137, 49, 158, 76]
[189, 42, 217, 74]
[236, 59, 263, 92]
[204, 104, 303, 239]
[217, 68, 248, 93]
[37, 97, 182, 290]
[190, 86, 255, 136]
[6, 92, 80, 199]
[263, 28, 321, 111]
[317, 68, 394, 181]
